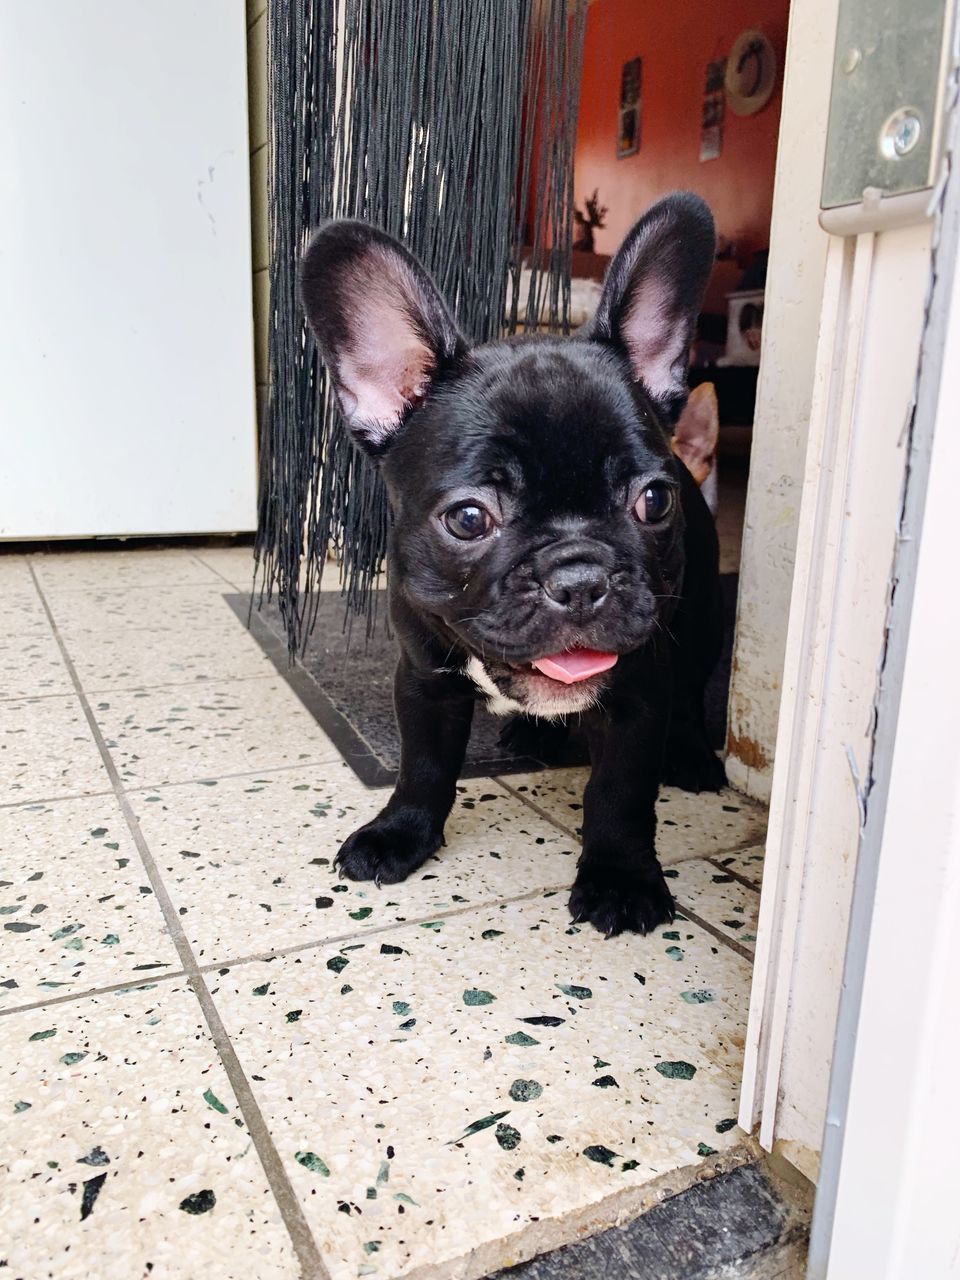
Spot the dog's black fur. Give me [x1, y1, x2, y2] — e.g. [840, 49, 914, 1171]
[299, 193, 725, 937]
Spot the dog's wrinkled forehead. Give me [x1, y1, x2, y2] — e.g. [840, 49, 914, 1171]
[393, 338, 672, 513]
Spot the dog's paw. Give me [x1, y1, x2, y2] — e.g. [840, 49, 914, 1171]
[569, 861, 676, 938]
[660, 734, 727, 793]
[334, 810, 441, 886]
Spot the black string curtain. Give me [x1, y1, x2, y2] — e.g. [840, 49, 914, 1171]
[255, 0, 589, 652]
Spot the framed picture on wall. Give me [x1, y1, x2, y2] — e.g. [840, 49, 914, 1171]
[617, 56, 642, 158]
[700, 57, 726, 162]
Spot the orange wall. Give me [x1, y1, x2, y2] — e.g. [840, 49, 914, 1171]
[575, 0, 790, 262]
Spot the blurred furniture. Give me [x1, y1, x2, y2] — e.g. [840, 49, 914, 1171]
[719, 288, 765, 367]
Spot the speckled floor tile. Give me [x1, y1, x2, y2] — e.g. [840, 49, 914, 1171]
[500, 768, 767, 863]
[62, 623, 275, 691]
[710, 846, 765, 890]
[0, 555, 34, 591]
[0, 587, 49, 639]
[131, 772, 578, 965]
[193, 547, 383, 595]
[89, 680, 341, 788]
[30, 549, 222, 594]
[671, 857, 761, 953]
[0, 628, 72, 698]
[50, 584, 247, 635]
[193, 546, 259, 591]
[0, 796, 180, 1006]
[210, 893, 749, 1280]
[0, 696, 108, 803]
[0, 982, 298, 1280]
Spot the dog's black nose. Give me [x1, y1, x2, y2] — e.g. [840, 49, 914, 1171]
[542, 561, 610, 615]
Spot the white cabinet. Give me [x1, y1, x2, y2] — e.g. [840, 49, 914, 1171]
[0, 2, 258, 539]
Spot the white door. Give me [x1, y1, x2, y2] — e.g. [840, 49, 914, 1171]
[0, 2, 258, 539]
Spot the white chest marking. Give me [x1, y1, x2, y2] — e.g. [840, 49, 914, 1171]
[464, 656, 524, 716]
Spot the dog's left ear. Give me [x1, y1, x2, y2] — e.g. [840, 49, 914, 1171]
[587, 192, 716, 418]
[299, 221, 465, 454]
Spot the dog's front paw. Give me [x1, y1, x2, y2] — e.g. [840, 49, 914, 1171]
[334, 808, 442, 886]
[569, 860, 676, 938]
[661, 732, 727, 793]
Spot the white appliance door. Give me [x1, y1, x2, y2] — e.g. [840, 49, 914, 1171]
[0, 2, 258, 539]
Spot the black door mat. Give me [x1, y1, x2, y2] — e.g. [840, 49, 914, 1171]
[226, 575, 737, 787]
[484, 1159, 810, 1279]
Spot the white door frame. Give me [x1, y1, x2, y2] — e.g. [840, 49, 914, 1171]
[724, 0, 840, 807]
[736, 0, 960, 1264]
[738, 213, 938, 1181]
[806, 97, 960, 1278]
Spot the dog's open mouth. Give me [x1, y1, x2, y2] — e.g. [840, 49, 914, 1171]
[511, 648, 619, 686]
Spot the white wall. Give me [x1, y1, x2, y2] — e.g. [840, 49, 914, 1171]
[0, 2, 257, 538]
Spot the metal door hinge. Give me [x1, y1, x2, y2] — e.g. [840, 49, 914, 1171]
[820, 0, 957, 234]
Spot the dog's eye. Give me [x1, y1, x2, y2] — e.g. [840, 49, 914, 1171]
[634, 483, 675, 524]
[442, 503, 494, 541]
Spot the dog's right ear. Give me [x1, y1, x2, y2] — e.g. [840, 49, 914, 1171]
[299, 222, 465, 454]
[672, 381, 719, 517]
[672, 382, 719, 486]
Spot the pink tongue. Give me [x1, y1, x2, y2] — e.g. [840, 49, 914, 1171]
[530, 649, 619, 685]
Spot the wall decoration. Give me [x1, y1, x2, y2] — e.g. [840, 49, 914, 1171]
[700, 57, 726, 162]
[617, 56, 642, 158]
[723, 289, 765, 365]
[725, 29, 777, 116]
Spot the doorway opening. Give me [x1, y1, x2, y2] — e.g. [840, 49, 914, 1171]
[238, 0, 822, 1274]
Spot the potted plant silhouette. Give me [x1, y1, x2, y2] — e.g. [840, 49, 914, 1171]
[572, 189, 608, 253]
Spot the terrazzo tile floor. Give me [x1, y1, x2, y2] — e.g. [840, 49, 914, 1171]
[0, 545, 767, 1280]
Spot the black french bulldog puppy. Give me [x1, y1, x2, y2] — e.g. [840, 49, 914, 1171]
[299, 192, 725, 937]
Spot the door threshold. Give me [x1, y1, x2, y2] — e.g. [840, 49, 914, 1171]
[487, 1155, 811, 1279]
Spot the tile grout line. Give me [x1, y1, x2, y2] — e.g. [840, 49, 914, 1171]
[223, 590, 408, 786]
[491, 775, 579, 837]
[0, 877, 752, 1023]
[27, 580, 238, 598]
[704, 853, 762, 894]
[83, 672, 277, 693]
[0, 880, 575, 1021]
[5, 692, 760, 1006]
[0, 756, 351, 812]
[26, 564, 329, 1280]
[0, 970, 190, 1018]
[673, 905, 755, 963]
[4, 694, 757, 961]
[0, 689, 89, 705]
[492, 775, 759, 963]
[0, 787, 118, 811]
[492, 773, 765, 875]
[194, 879, 579, 975]
[0, 673, 278, 705]
[192, 550, 253, 593]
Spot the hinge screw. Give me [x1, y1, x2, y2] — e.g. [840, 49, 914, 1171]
[880, 110, 922, 159]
